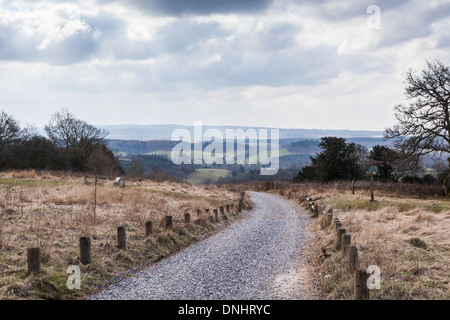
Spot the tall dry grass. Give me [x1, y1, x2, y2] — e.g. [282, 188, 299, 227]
[271, 182, 450, 300]
[0, 175, 242, 300]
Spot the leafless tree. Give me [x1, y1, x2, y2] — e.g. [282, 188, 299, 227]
[385, 60, 450, 156]
[0, 110, 22, 168]
[385, 60, 450, 193]
[45, 108, 108, 149]
[45, 109, 108, 170]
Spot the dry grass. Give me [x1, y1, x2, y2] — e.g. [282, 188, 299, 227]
[271, 182, 450, 300]
[0, 173, 245, 300]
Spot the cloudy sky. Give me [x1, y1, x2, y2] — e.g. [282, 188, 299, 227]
[0, 0, 449, 131]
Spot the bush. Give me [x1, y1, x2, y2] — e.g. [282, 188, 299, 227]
[407, 237, 427, 249]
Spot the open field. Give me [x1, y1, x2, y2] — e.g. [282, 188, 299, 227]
[0, 170, 245, 300]
[186, 169, 232, 185]
[266, 182, 450, 300]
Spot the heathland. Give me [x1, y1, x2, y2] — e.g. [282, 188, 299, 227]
[0, 170, 245, 300]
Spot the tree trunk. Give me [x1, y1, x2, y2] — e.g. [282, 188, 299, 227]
[444, 159, 450, 197]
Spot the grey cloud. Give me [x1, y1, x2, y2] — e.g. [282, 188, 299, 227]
[112, 0, 274, 16]
[437, 35, 450, 49]
[376, 1, 450, 48]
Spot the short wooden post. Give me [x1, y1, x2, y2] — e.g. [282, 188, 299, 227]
[352, 179, 355, 195]
[327, 212, 333, 226]
[342, 234, 351, 255]
[238, 200, 242, 212]
[165, 216, 173, 229]
[220, 206, 224, 215]
[145, 221, 153, 237]
[79, 236, 92, 265]
[336, 228, 346, 250]
[196, 209, 202, 217]
[117, 226, 127, 250]
[354, 269, 370, 300]
[335, 221, 342, 231]
[27, 247, 41, 275]
[347, 245, 358, 273]
[226, 204, 230, 213]
[214, 209, 219, 222]
[184, 212, 191, 223]
[231, 204, 234, 212]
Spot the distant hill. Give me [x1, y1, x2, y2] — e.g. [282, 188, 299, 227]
[97, 124, 384, 141]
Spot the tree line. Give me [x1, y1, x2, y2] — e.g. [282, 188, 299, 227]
[0, 108, 123, 176]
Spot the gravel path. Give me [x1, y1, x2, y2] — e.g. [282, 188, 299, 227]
[89, 191, 321, 300]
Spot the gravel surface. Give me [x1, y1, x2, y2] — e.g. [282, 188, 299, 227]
[88, 191, 321, 300]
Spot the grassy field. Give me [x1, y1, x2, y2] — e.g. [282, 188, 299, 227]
[0, 170, 245, 300]
[271, 182, 450, 300]
[186, 169, 232, 185]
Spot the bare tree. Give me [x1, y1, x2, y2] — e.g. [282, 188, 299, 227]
[0, 110, 22, 168]
[385, 60, 450, 193]
[45, 109, 108, 170]
[45, 109, 108, 149]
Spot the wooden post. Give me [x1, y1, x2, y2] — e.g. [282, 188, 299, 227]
[79, 236, 92, 265]
[184, 212, 191, 223]
[313, 205, 319, 218]
[347, 245, 358, 273]
[342, 234, 351, 256]
[327, 212, 333, 226]
[354, 269, 370, 300]
[352, 179, 355, 195]
[335, 221, 342, 231]
[214, 209, 219, 222]
[231, 204, 234, 212]
[27, 247, 41, 275]
[238, 200, 242, 212]
[370, 158, 375, 202]
[117, 226, 127, 250]
[145, 221, 153, 237]
[226, 204, 230, 213]
[336, 228, 346, 250]
[220, 206, 224, 215]
[93, 175, 98, 223]
[196, 209, 202, 217]
[165, 216, 173, 229]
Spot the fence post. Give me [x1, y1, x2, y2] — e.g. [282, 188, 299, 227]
[238, 200, 242, 212]
[80, 236, 92, 265]
[336, 228, 347, 250]
[347, 245, 358, 273]
[342, 234, 351, 256]
[145, 221, 153, 237]
[165, 216, 173, 229]
[117, 226, 127, 250]
[27, 247, 41, 275]
[213, 209, 219, 222]
[354, 269, 370, 300]
[327, 212, 333, 226]
[226, 204, 230, 213]
[335, 221, 342, 231]
[184, 212, 191, 223]
[196, 209, 202, 217]
[231, 204, 234, 213]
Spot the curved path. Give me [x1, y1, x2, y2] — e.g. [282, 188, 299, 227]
[89, 191, 320, 300]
